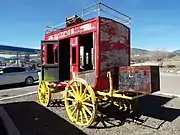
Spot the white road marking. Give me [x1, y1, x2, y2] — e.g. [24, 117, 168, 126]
[0, 106, 21, 135]
[0, 91, 37, 101]
[0, 85, 38, 93]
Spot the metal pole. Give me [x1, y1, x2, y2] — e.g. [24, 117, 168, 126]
[97, 1, 101, 16]
[17, 52, 19, 66]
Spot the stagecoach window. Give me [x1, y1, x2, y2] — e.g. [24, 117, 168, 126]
[47, 44, 54, 64]
[91, 48, 94, 69]
[80, 46, 84, 67]
[86, 53, 89, 65]
[72, 47, 76, 64]
[79, 32, 94, 71]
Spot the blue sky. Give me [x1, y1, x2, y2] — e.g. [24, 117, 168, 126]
[0, 0, 180, 51]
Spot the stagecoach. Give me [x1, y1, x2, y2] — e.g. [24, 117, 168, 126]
[38, 2, 160, 128]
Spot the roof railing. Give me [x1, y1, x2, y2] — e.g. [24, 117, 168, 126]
[45, 2, 131, 34]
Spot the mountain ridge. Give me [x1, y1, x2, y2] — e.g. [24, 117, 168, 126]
[0, 48, 180, 61]
[131, 48, 180, 56]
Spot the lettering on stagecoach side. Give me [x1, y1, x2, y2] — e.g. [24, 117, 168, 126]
[47, 22, 96, 40]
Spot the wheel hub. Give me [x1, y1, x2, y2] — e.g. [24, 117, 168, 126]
[76, 100, 82, 109]
[42, 89, 46, 94]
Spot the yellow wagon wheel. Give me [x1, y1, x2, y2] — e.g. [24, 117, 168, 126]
[64, 78, 97, 128]
[38, 81, 51, 106]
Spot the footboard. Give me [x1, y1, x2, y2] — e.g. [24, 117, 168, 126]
[118, 66, 160, 94]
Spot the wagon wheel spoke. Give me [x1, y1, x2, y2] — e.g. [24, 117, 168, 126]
[39, 88, 42, 92]
[82, 104, 92, 116]
[77, 83, 83, 97]
[75, 109, 80, 122]
[74, 82, 79, 96]
[82, 107, 89, 122]
[80, 110, 84, 124]
[82, 95, 91, 102]
[68, 104, 74, 109]
[70, 85, 77, 97]
[41, 83, 45, 89]
[82, 101, 94, 108]
[66, 98, 74, 101]
[81, 88, 87, 99]
[42, 83, 47, 91]
[71, 106, 78, 116]
[68, 91, 76, 98]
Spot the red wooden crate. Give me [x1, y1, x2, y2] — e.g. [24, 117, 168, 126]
[118, 66, 160, 94]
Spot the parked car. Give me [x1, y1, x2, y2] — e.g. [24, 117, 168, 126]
[0, 66, 39, 86]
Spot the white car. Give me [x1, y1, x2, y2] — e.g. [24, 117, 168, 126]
[0, 66, 39, 86]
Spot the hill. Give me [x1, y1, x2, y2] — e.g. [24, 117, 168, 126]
[0, 48, 179, 61]
[172, 50, 180, 55]
[131, 48, 149, 56]
[131, 48, 180, 56]
[0, 56, 5, 61]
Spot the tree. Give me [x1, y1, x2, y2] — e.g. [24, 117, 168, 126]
[149, 48, 169, 62]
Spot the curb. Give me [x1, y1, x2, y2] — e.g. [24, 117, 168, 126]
[154, 92, 180, 98]
[0, 91, 37, 101]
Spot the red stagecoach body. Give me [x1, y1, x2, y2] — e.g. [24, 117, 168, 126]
[41, 3, 160, 94]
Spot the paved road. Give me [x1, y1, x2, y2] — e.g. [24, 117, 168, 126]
[0, 72, 180, 100]
[159, 72, 180, 95]
[0, 84, 38, 100]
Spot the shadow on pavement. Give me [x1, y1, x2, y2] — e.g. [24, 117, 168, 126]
[1, 101, 87, 135]
[0, 82, 38, 90]
[0, 117, 8, 135]
[90, 94, 180, 129]
[138, 94, 180, 122]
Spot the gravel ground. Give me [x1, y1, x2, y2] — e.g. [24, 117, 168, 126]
[0, 93, 180, 135]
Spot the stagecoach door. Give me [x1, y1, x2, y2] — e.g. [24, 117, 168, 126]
[41, 40, 59, 82]
[58, 38, 70, 81]
[41, 39, 71, 82]
[70, 36, 79, 79]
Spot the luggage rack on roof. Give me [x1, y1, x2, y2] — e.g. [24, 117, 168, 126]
[45, 1, 131, 34]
